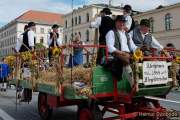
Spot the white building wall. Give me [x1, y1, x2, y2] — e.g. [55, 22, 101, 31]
[0, 23, 17, 56]
[64, 5, 123, 45]
[133, 3, 180, 49]
[0, 22, 63, 56]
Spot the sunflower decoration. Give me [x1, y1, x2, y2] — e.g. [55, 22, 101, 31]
[21, 51, 32, 61]
[79, 87, 92, 96]
[52, 47, 61, 57]
[4, 56, 16, 66]
[175, 56, 180, 64]
[132, 48, 143, 62]
[31, 60, 38, 65]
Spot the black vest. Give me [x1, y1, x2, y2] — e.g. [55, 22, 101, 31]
[128, 16, 135, 33]
[99, 16, 114, 45]
[19, 30, 35, 52]
[113, 29, 131, 52]
[49, 32, 59, 47]
[132, 26, 152, 48]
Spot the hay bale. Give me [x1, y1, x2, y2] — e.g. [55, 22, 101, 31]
[62, 66, 92, 84]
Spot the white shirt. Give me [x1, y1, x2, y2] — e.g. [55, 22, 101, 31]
[129, 31, 163, 50]
[15, 34, 23, 52]
[28, 30, 35, 47]
[47, 33, 62, 47]
[125, 15, 132, 31]
[90, 15, 111, 28]
[106, 30, 137, 53]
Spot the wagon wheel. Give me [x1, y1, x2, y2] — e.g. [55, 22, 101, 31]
[136, 100, 168, 120]
[38, 92, 53, 120]
[78, 107, 93, 120]
[77, 101, 102, 120]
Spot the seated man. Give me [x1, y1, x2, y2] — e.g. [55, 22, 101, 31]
[106, 15, 138, 91]
[129, 19, 163, 56]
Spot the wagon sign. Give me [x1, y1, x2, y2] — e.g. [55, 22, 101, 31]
[143, 61, 168, 85]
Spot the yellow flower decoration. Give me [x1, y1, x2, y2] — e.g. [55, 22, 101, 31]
[132, 48, 143, 62]
[175, 56, 180, 64]
[79, 87, 92, 96]
[21, 51, 32, 61]
[32, 60, 38, 65]
[52, 47, 61, 57]
[4, 56, 16, 66]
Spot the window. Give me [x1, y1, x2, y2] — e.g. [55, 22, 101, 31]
[79, 16, 81, 24]
[86, 30, 89, 41]
[86, 13, 90, 22]
[165, 13, 172, 31]
[79, 32, 81, 38]
[149, 17, 154, 33]
[48, 29, 51, 33]
[14, 36, 16, 44]
[65, 35, 67, 44]
[40, 37, 44, 43]
[75, 17, 77, 25]
[40, 28, 44, 34]
[72, 18, 74, 26]
[71, 33, 74, 40]
[65, 20, 67, 28]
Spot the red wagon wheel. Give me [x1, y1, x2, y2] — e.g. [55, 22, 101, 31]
[77, 102, 103, 120]
[79, 108, 93, 120]
[38, 92, 53, 120]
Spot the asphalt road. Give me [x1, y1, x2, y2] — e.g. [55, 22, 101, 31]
[0, 89, 180, 120]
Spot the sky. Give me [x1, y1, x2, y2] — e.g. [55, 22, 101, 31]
[0, 0, 180, 27]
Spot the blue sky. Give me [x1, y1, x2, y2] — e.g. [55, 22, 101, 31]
[0, 0, 180, 27]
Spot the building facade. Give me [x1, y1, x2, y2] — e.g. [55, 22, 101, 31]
[133, 3, 180, 49]
[0, 10, 64, 56]
[63, 4, 123, 45]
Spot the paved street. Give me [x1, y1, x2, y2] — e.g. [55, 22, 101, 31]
[0, 89, 180, 120]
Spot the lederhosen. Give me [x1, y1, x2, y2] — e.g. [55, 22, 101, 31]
[48, 32, 59, 60]
[96, 16, 114, 65]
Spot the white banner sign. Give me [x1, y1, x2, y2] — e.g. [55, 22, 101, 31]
[143, 61, 168, 85]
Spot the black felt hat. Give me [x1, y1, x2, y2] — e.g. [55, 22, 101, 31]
[115, 15, 126, 22]
[102, 7, 112, 15]
[123, 5, 132, 11]
[28, 22, 36, 27]
[140, 19, 150, 27]
[52, 24, 59, 29]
